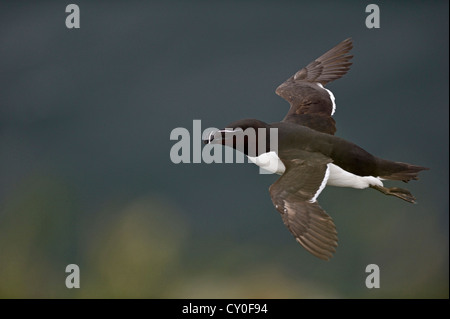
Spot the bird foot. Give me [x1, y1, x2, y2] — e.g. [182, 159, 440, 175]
[370, 185, 416, 204]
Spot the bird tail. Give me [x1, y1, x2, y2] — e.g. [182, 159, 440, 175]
[378, 161, 429, 182]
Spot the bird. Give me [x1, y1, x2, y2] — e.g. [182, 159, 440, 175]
[203, 38, 428, 260]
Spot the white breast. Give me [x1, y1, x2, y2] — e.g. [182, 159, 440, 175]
[248, 153, 383, 191]
[247, 151, 286, 175]
[327, 163, 383, 189]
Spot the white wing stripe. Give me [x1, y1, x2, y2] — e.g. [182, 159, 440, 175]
[316, 83, 336, 116]
[309, 163, 330, 203]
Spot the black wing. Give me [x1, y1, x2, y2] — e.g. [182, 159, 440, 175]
[275, 38, 353, 135]
[269, 151, 337, 260]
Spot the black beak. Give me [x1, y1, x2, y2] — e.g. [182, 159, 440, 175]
[203, 128, 242, 145]
[203, 129, 218, 144]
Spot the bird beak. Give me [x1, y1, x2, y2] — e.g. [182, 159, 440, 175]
[203, 129, 219, 144]
[203, 128, 242, 145]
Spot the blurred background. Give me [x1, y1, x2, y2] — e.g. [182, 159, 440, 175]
[0, 1, 448, 298]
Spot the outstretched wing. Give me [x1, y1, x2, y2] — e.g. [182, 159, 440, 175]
[275, 38, 353, 135]
[269, 151, 337, 260]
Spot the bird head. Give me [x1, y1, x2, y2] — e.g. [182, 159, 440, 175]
[203, 119, 270, 156]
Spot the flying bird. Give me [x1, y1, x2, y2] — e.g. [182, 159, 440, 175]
[204, 38, 428, 260]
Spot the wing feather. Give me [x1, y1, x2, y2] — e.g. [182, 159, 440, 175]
[269, 152, 338, 260]
[276, 38, 353, 135]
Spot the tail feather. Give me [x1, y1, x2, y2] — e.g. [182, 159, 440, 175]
[379, 162, 429, 182]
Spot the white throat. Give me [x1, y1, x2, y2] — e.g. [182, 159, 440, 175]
[247, 151, 286, 175]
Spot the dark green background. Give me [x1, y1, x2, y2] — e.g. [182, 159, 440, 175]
[0, 1, 448, 298]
